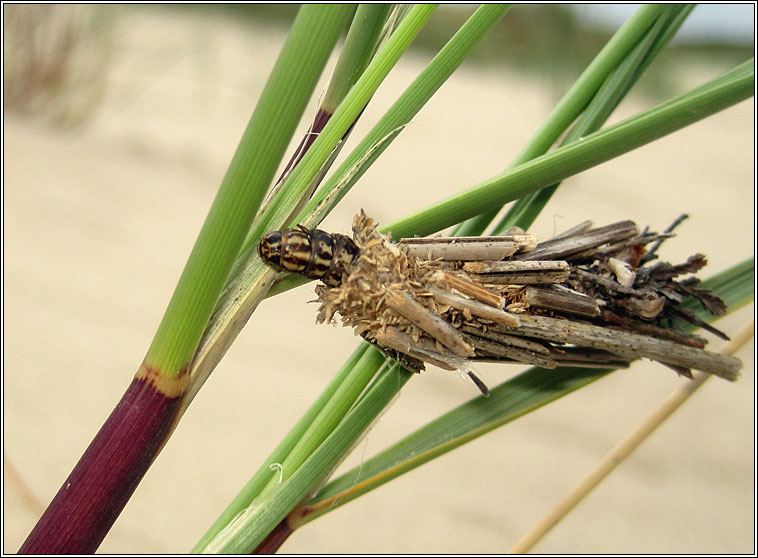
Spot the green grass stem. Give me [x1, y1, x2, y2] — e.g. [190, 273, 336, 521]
[236, 5, 393, 276]
[258, 346, 386, 491]
[491, 5, 694, 234]
[303, 367, 611, 523]
[384, 59, 753, 239]
[190, 343, 370, 552]
[144, 5, 353, 374]
[453, 3, 669, 236]
[321, 4, 393, 113]
[237, 5, 438, 268]
[295, 4, 511, 225]
[198, 362, 414, 553]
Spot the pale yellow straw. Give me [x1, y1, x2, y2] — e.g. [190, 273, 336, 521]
[510, 321, 754, 554]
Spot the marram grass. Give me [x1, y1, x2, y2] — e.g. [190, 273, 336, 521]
[17, 4, 753, 554]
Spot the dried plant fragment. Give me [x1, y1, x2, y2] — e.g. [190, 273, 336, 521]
[523, 285, 603, 318]
[372, 327, 459, 371]
[430, 270, 505, 308]
[515, 220, 638, 261]
[428, 286, 520, 326]
[399, 234, 535, 261]
[463, 260, 570, 285]
[384, 286, 475, 358]
[492, 314, 740, 381]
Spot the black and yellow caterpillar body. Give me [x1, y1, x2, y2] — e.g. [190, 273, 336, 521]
[258, 225, 359, 287]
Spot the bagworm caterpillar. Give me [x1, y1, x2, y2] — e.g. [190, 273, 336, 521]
[259, 212, 741, 396]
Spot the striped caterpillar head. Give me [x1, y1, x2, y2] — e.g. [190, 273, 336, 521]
[258, 226, 359, 287]
[257, 230, 284, 270]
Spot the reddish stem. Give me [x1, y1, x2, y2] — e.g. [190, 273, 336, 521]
[19, 366, 185, 554]
[253, 517, 294, 554]
[276, 108, 333, 184]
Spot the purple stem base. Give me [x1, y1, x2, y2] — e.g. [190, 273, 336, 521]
[19, 372, 182, 554]
[253, 517, 294, 554]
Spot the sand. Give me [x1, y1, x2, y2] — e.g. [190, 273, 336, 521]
[4, 7, 754, 554]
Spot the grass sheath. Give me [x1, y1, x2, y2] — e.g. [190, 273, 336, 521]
[19, 363, 186, 553]
[253, 520, 294, 555]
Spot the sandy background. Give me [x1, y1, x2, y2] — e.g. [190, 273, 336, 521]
[4, 6, 755, 554]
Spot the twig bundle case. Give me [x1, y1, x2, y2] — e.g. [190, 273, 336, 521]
[260, 212, 742, 395]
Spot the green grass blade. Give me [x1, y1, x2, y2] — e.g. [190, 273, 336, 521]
[491, 5, 694, 234]
[384, 59, 753, 240]
[199, 362, 415, 553]
[191, 343, 371, 552]
[294, 3, 511, 226]
[304, 367, 610, 523]
[453, 3, 668, 237]
[143, 5, 353, 374]
[300, 260, 754, 523]
[321, 4, 393, 113]
[258, 346, 386, 489]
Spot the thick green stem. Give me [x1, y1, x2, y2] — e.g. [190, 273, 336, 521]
[145, 5, 353, 375]
[19, 7, 354, 555]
